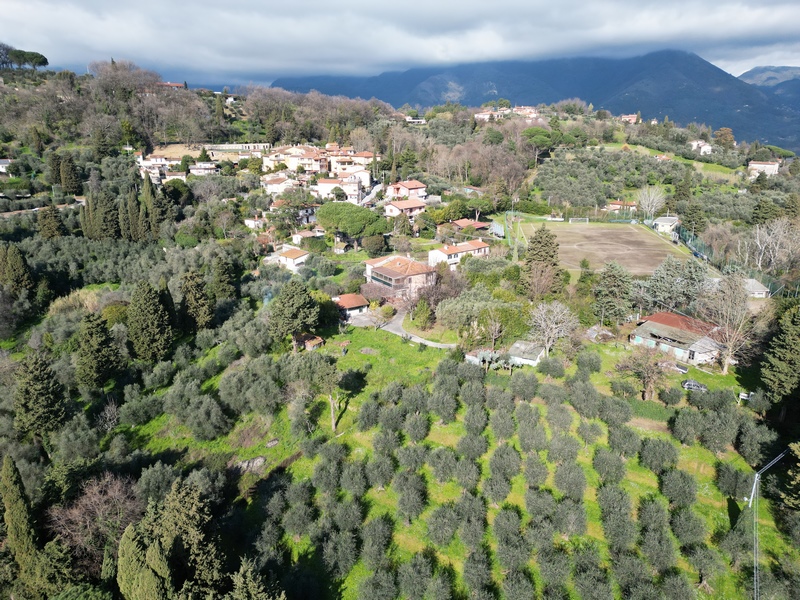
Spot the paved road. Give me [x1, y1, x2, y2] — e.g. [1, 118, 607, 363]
[355, 309, 457, 349]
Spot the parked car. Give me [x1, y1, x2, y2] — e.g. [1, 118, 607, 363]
[681, 379, 707, 392]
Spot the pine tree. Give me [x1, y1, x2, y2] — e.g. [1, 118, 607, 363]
[75, 313, 122, 388]
[268, 280, 319, 352]
[781, 442, 800, 509]
[13, 352, 66, 442]
[127, 281, 172, 363]
[59, 154, 81, 196]
[149, 192, 171, 239]
[761, 306, 800, 404]
[46, 153, 62, 186]
[83, 193, 121, 240]
[181, 270, 212, 332]
[37, 204, 66, 239]
[593, 261, 633, 325]
[673, 168, 693, 204]
[197, 147, 210, 162]
[520, 224, 563, 297]
[116, 525, 172, 600]
[679, 201, 708, 235]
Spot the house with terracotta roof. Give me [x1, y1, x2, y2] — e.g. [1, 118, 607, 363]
[278, 247, 310, 273]
[385, 199, 427, 220]
[450, 218, 491, 231]
[428, 240, 490, 270]
[313, 177, 363, 203]
[289, 230, 319, 245]
[333, 293, 370, 318]
[629, 312, 720, 365]
[363, 255, 435, 297]
[263, 145, 329, 173]
[386, 180, 428, 201]
[260, 175, 299, 196]
[605, 200, 637, 214]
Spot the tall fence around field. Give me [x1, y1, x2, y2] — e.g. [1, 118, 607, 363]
[674, 224, 788, 297]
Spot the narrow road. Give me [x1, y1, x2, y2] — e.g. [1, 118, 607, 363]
[380, 310, 457, 349]
[350, 309, 457, 349]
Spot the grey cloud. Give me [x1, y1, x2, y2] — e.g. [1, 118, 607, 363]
[3, 0, 800, 83]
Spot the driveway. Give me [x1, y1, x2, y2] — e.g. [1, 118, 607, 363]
[351, 309, 457, 349]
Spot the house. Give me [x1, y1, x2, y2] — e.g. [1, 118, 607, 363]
[707, 277, 770, 299]
[384, 199, 427, 219]
[386, 180, 428, 201]
[450, 218, 491, 232]
[689, 140, 713, 155]
[270, 199, 318, 224]
[278, 247, 309, 273]
[363, 255, 436, 297]
[189, 162, 220, 176]
[619, 114, 638, 124]
[606, 200, 637, 214]
[262, 145, 329, 173]
[261, 175, 299, 196]
[405, 116, 427, 125]
[333, 293, 370, 318]
[507, 341, 545, 367]
[474, 108, 511, 122]
[244, 217, 268, 230]
[629, 312, 720, 365]
[291, 229, 322, 245]
[428, 240, 490, 270]
[652, 216, 679, 233]
[163, 171, 187, 183]
[295, 332, 324, 351]
[314, 177, 362, 203]
[0, 159, 11, 174]
[747, 161, 780, 179]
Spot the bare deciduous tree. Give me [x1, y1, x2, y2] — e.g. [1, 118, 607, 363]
[48, 473, 143, 576]
[697, 274, 753, 375]
[637, 186, 666, 221]
[528, 301, 579, 357]
[616, 347, 666, 401]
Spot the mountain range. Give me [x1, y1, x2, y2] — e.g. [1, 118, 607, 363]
[272, 50, 800, 151]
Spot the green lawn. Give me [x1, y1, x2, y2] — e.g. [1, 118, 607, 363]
[124, 328, 791, 599]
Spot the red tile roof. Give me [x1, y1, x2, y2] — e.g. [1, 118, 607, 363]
[643, 312, 714, 335]
[389, 199, 426, 210]
[335, 293, 369, 310]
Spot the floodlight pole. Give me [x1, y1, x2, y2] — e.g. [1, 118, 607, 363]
[747, 448, 789, 600]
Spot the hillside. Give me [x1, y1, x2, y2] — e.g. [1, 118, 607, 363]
[272, 50, 800, 150]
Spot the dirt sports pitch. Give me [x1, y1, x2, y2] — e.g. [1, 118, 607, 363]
[522, 221, 685, 275]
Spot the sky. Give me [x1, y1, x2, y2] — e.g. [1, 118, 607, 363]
[4, 0, 800, 86]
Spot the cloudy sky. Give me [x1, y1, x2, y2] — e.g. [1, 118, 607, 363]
[4, 0, 800, 85]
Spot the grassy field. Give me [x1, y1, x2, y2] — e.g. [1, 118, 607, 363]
[125, 324, 795, 600]
[519, 221, 686, 274]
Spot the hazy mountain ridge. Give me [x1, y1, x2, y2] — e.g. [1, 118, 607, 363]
[273, 50, 800, 150]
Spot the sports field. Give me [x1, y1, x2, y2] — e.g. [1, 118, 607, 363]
[521, 221, 686, 275]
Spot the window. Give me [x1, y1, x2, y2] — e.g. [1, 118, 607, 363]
[688, 350, 695, 360]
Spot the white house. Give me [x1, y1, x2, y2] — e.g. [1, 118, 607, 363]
[747, 161, 780, 179]
[386, 180, 427, 200]
[363, 255, 436, 297]
[428, 240, 490, 270]
[189, 162, 220, 176]
[314, 177, 362, 203]
[384, 199, 427, 219]
[707, 277, 770, 299]
[653, 216, 679, 233]
[291, 229, 323, 245]
[629, 312, 720, 365]
[278, 247, 309, 273]
[689, 140, 713, 155]
[333, 293, 370, 319]
[244, 217, 268, 230]
[0, 159, 11, 174]
[260, 175, 298, 196]
[507, 341, 545, 367]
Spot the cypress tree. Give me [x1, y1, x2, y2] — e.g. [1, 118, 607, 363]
[75, 313, 122, 388]
[3, 245, 34, 296]
[37, 204, 66, 239]
[118, 196, 132, 241]
[127, 191, 142, 241]
[0, 456, 39, 591]
[127, 281, 172, 363]
[181, 270, 212, 332]
[13, 352, 66, 443]
[59, 154, 81, 196]
[46, 153, 62, 186]
[208, 256, 237, 303]
[149, 191, 171, 239]
[761, 306, 800, 404]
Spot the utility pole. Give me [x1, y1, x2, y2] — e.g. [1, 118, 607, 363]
[747, 448, 790, 600]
